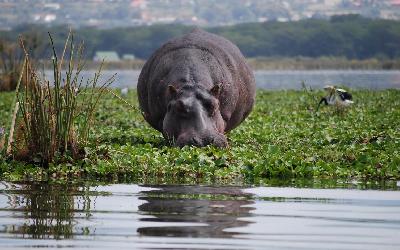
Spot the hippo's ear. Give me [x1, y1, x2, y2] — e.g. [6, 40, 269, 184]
[210, 84, 221, 97]
[168, 85, 177, 96]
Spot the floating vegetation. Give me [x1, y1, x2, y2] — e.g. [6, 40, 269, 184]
[0, 85, 399, 182]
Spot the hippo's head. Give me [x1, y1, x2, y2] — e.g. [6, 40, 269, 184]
[162, 84, 227, 147]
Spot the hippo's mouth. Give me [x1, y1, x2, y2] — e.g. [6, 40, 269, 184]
[174, 131, 228, 148]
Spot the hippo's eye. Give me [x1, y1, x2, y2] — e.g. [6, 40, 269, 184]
[202, 99, 215, 116]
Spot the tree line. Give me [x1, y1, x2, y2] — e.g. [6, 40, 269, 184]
[1, 14, 399, 60]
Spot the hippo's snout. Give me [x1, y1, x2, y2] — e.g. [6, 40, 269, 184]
[175, 131, 228, 148]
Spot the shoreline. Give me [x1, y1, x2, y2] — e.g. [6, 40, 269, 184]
[37, 57, 400, 71]
[248, 57, 400, 70]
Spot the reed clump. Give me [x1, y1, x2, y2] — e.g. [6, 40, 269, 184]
[10, 32, 114, 167]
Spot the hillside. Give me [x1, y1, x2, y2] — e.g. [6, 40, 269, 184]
[1, 15, 399, 61]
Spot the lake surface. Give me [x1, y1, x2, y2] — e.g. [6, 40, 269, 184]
[45, 70, 400, 90]
[0, 181, 399, 249]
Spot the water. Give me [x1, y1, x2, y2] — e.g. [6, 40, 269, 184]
[45, 70, 400, 90]
[0, 181, 399, 249]
[255, 70, 400, 90]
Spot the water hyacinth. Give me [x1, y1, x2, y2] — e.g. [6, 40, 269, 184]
[0, 88, 399, 181]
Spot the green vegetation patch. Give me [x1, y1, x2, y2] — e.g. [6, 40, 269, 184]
[1, 89, 399, 182]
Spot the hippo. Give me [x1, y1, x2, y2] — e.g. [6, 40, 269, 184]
[137, 29, 255, 147]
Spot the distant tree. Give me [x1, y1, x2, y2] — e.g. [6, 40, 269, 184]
[2, 16, 400, 60]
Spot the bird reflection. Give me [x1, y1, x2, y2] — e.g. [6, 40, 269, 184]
[137, 185, 255, 238]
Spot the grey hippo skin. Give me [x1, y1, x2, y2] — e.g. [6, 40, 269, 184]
[137, 28, 256, 147]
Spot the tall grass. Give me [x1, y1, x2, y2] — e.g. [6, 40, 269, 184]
[12, 31, 115, 166]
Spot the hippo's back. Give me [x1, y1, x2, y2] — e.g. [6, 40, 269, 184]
[138, 29, 255, 132]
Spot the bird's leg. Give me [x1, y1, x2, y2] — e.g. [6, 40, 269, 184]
[316, 97, 328, 111]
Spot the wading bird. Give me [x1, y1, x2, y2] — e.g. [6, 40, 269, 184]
[120, 87, 129, 97]
[317, 85, 353, 111]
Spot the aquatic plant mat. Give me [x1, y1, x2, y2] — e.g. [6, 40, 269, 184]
[0, 89, 399, 182]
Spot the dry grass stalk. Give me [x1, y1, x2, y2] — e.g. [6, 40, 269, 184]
[6, 101, 19, 155]
[0, 127, 5, 151]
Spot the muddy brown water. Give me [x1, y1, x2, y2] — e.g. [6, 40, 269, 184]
[0, 181, 399, 249]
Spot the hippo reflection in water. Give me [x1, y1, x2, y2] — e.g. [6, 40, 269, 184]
[137, 186, 255, 238]
[137, 29, 256, 147]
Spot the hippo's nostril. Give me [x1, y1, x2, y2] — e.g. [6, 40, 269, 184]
[191, 137, 201, 146]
